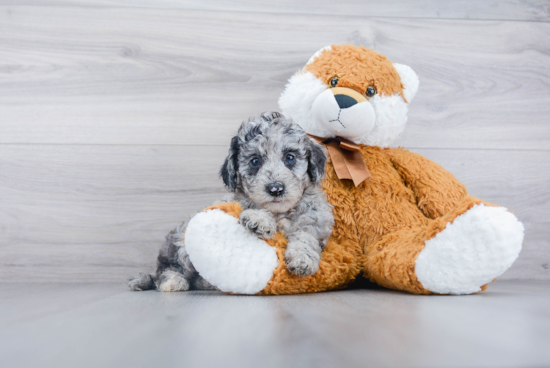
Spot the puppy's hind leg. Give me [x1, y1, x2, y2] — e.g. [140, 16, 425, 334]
[156, 269, 190, 292]
[192, 276, 216, 290]
[128, 221, 193, 292]
[128, 273, 156, 291]
[157, 248, 215, 291]
[155, 222, 194, 292]
[129, 221, 217, 292]
[156, 222, 218, 291]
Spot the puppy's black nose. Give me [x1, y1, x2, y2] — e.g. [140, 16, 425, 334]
[266, 182, 285, 197]
[334, 94, 358, 109]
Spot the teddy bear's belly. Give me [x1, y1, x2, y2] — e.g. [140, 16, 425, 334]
[352, 181, 429, 249]
[322, 146, 429, 252]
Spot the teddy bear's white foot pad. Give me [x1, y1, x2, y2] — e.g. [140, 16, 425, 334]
[415, 204, 524, 295]
[185, 209, 278, 294]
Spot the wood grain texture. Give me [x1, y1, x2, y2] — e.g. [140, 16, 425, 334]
[0, 281, 549, 368]
[0, 145, 228, 282]
[0, 3, 548, 283]
[0, 145, 548, 282]
[4, 0, 550, 21]
[0, 6, 549, 149]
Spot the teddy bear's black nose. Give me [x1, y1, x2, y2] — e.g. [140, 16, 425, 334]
[266, 182, 285, 197]
[334, 94, 358, 109]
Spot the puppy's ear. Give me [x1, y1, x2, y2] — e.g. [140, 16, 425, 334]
[307, 138, 327, 184]
[220, 135, 240, 191]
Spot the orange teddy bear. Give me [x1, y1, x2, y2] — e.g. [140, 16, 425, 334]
[184, 45, 524, 295]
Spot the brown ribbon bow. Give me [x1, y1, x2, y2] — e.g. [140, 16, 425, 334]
[308, 134, 371, 187]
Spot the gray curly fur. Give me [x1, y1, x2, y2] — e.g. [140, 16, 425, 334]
[128, 112, 333, 291]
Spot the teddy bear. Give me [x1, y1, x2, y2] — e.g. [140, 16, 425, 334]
[183, 44, 524, 295]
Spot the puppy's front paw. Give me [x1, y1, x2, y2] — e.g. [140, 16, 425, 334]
[285, 245, 320, 276]
[239, 209, 276, 239]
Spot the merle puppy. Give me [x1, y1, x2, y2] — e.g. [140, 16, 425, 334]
[129, 112, 333, 292]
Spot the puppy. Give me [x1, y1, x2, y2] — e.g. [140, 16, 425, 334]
[128, 112, 333, 292]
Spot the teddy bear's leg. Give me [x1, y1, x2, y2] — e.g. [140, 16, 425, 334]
[184, 208, 279, 295]
[415, 203, 524, 294]
[365, 197, 524, 295]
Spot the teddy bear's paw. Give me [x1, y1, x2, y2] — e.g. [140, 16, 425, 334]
[285, 245, 321, 276]
[157, 270, 190, 292]
[185, 209, 279, 294]
[239, 209, 277, 239]
[415, 204, 524, 295]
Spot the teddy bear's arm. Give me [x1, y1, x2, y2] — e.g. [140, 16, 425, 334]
[386, 148, 469, 219]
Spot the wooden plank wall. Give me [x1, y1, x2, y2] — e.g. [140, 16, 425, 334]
[0, 1, 549, 282]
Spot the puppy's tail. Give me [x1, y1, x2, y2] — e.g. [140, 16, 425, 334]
[128, 273, 157, 291]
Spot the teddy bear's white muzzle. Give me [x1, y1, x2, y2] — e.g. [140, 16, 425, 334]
[311, 88, 376, 142]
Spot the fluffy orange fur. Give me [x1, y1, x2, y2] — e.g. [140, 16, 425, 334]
[200, 146, 484, 295]
[305, 45, 406, 101]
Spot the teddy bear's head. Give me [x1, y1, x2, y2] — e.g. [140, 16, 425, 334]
[278, 45, 419, 147]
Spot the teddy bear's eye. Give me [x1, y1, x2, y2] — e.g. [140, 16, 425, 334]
[330, 77, 339, 88]
[366, 86, 377, 98]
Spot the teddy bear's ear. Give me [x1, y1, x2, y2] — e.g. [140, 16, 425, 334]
[393, 63, 420, 103]
[306, 45, 332, 65]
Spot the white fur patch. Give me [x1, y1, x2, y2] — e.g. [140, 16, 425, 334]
[185, 209, 279, 294]
[415, 204, 524, 295]
[278, 71, 332, 138]
[358, 93, 409, 147]
[393, 63, 419, 103]
[311, 89, 375, 142]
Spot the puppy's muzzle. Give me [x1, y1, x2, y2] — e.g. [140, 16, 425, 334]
[266, 182, 285, 197]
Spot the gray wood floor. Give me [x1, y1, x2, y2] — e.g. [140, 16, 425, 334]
[0, 1, 549, 282]
[0, 280, 549, 368]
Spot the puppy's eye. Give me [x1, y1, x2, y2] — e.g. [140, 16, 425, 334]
[250, 158, 261, 168]
[366, 86, 377, 98]
[285, 154, 295, 165]
[330, 77, 339, 88]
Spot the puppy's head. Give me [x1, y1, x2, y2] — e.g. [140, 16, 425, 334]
[220, 112, 326, 214]
[278, 45, 419, 147]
